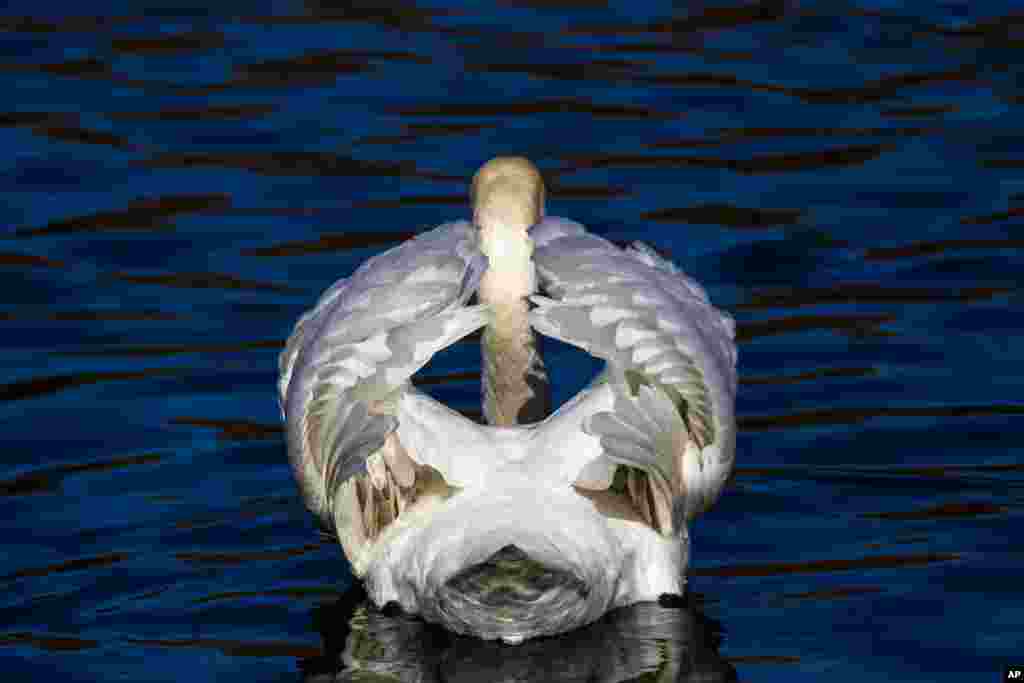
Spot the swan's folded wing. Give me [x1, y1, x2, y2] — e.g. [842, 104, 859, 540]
[280, 221, 490, 526]
[529, 217, 737, 527]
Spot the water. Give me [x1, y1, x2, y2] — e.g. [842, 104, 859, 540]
[2, 1, 1021, 681]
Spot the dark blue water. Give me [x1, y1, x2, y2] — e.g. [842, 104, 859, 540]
[2, 2, 1021, 681]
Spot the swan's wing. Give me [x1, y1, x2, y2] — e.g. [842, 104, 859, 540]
[529, 217, 737, 530]
[280, 220, 491, 530]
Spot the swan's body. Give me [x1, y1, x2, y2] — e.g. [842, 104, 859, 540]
[279, 157, 737, 643]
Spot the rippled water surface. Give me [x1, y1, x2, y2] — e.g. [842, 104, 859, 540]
[2, 1, 1022, 681]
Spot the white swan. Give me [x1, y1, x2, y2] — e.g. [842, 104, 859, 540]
[279, 157, 737, 644]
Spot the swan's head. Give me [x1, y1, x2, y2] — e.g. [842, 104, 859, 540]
[471, 156, 545, 236]
[471, 157, 545, 305]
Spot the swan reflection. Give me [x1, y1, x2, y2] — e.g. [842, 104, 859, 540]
[301, 586, 737, 683]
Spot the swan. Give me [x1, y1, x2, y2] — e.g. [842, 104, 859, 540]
[279, 157, 737, 644]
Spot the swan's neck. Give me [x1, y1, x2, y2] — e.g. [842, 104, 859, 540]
[477, 217, 535, 304]
[477, 219, 549, 426]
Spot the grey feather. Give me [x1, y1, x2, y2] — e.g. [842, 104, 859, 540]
[529, 216, 737, 524]
[280, 220, 488, 525]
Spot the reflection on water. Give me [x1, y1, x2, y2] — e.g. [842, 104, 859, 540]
[301, 587, 736, 683]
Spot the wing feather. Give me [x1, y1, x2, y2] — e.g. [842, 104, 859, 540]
[529, 217, 737, 524]
[280, 221, 489, 526]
